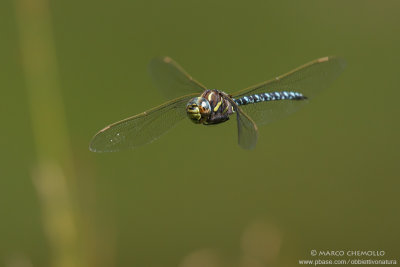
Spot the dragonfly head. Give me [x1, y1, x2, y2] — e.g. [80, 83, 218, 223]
[186, 97, 211, 124]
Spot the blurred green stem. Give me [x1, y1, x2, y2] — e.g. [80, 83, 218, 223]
[15, 0, 84, 266]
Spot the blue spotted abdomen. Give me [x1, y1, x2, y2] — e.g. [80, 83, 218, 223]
[233, 91, 306, 106]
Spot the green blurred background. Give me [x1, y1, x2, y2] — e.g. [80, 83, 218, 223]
[1, 0, 399, 266]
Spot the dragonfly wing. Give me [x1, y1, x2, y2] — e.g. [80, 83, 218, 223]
[148, 57, 207, 99]
[223, 93, 258, 150]
[90, 93, 198, 152]
[232, 56, 346, 126]
[236, 107, 258, 150]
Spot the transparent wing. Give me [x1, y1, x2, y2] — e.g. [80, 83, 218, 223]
[89, 93, 198, 152]
[223, 93, 258, 150]
[148, 56, 207, 99]
[232, 56, 346, 126]
[236, 107, 258, 150]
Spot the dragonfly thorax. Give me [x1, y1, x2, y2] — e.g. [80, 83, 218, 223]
[187, 89, 235, 125]
[186, 97, 211, 124]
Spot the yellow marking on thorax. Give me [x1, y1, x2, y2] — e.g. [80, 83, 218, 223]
[214, 100, 222, 112]
[223, 105, 229, 113]
[207, 91, 214, 101]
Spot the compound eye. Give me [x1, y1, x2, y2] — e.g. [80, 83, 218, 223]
[199, 99, 211, 113]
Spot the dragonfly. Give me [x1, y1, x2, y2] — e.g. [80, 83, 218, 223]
[89, 56, 345, 152]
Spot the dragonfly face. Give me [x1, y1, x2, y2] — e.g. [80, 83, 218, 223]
[89, 56, 346, 152]
[186, 97, 211, 124]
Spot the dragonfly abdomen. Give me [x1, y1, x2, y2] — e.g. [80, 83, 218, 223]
[233, 91, 306, 106]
